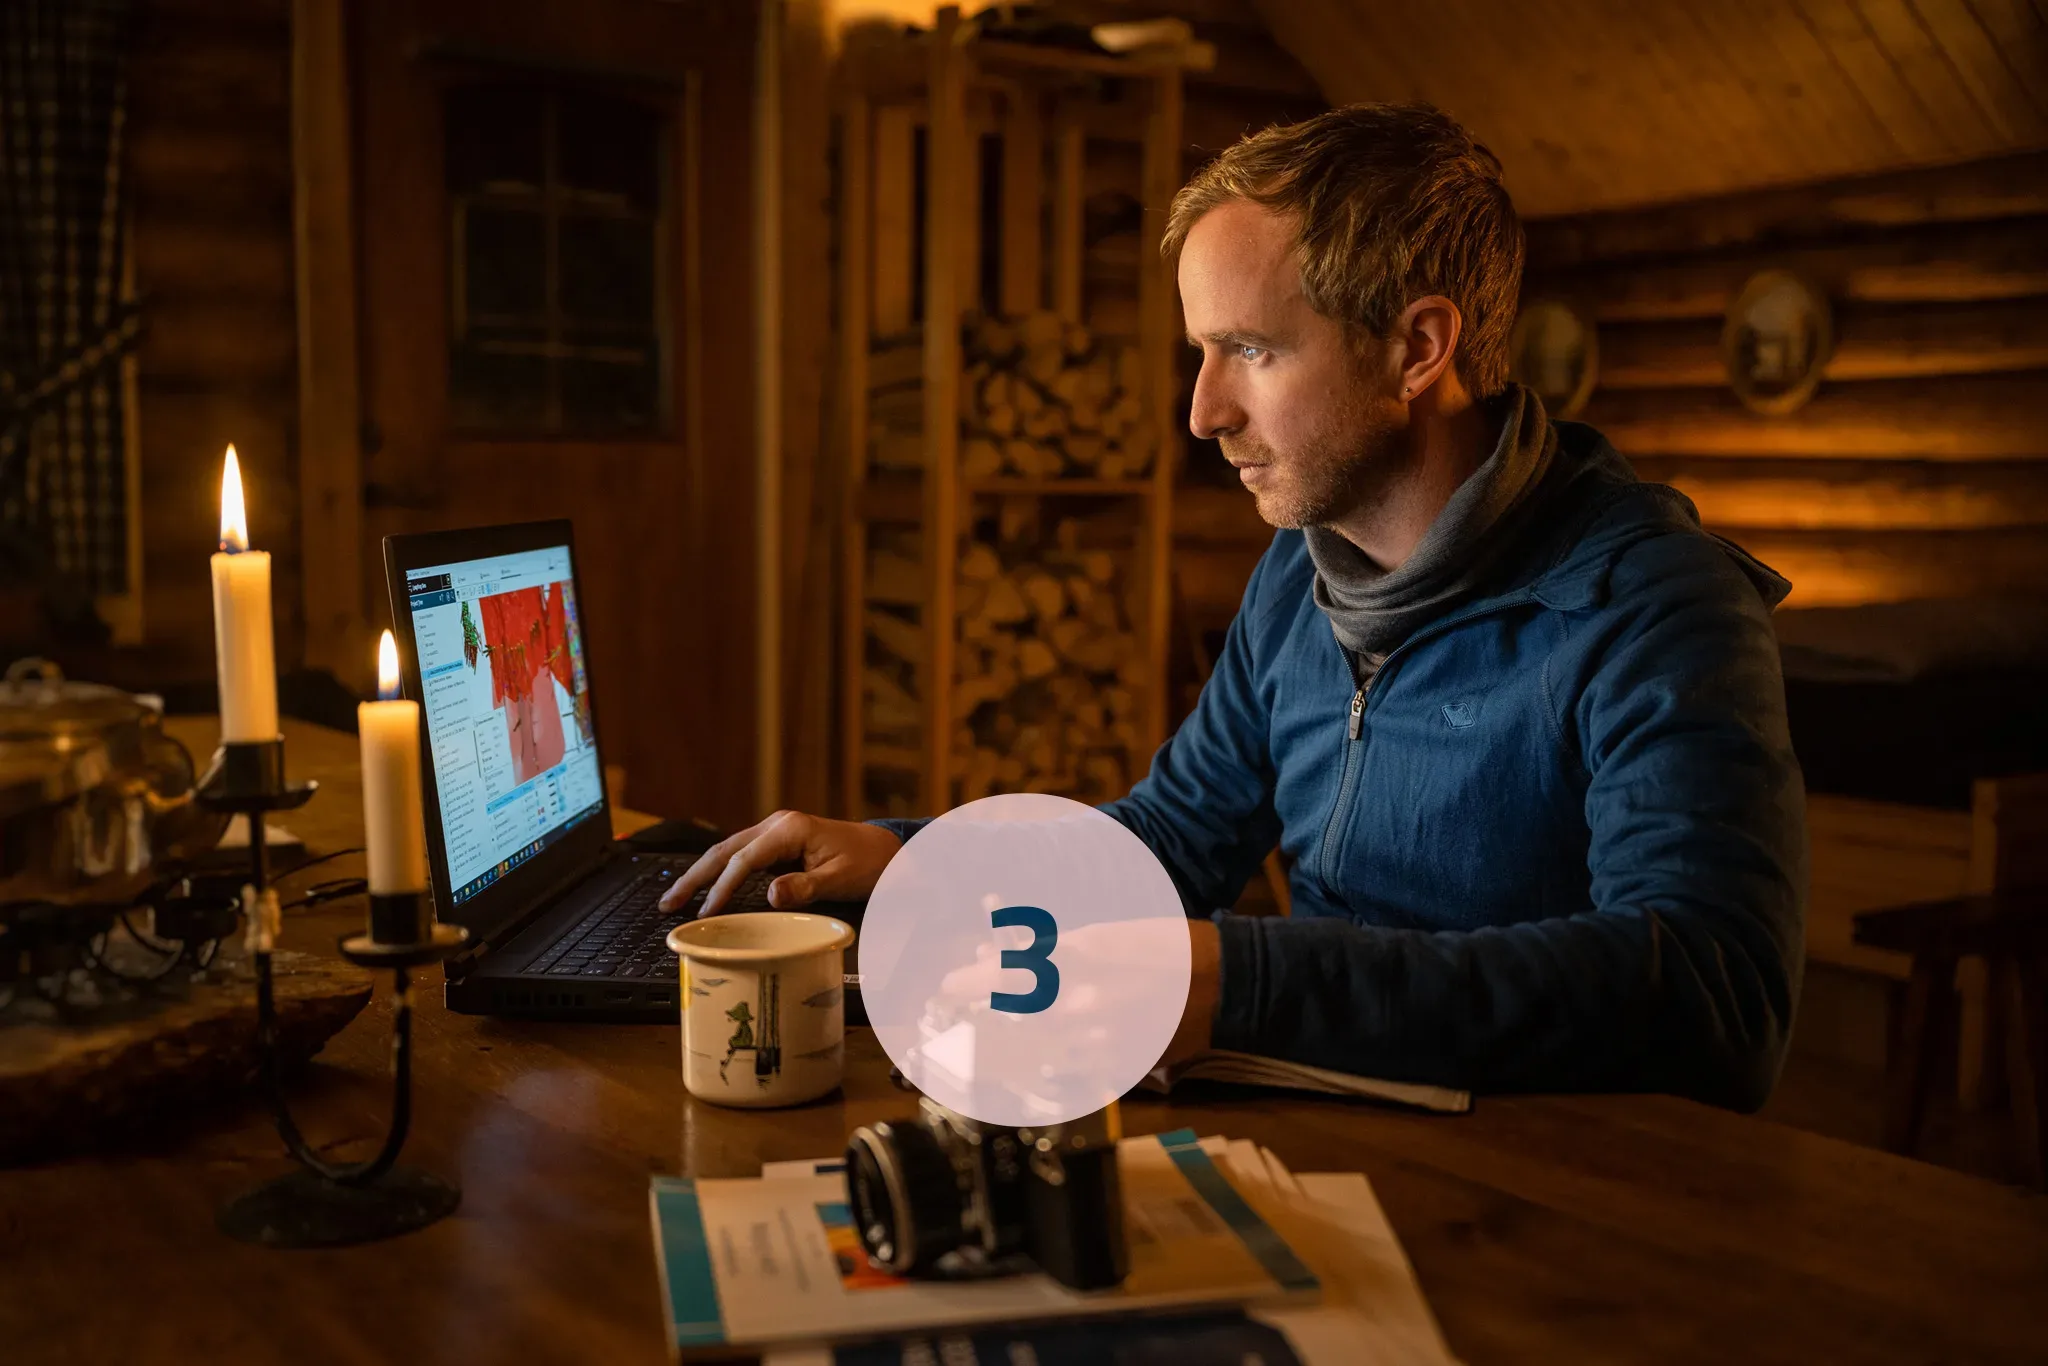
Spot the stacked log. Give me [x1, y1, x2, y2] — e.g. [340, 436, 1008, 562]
[858, 509, 1147, 808]
[959, 312, 1154, 480]
[860, 525, 927, 819]
[953, 515, 1145, 804]
[864, 313, 1154, 480]
[858, 309, 1155, 814]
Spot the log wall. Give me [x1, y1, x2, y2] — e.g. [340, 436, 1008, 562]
[126, 0, 301, 680]
[1528, 151, 2048, 608]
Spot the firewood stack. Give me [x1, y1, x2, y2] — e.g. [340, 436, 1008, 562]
[860, 505, 1149, 812]
[951, 504, 1147, 805]
[859, 524, 928, 819]
[867, 311, 1156, 482]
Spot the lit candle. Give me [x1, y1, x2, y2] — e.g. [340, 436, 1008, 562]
[210, 446, 280, 742]
[359, 630, 430, 900]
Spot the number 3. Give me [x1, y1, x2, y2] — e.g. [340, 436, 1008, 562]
[989, 905, 1059, 1014]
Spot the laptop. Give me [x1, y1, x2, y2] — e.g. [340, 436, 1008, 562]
[383, 519, 856, 1021]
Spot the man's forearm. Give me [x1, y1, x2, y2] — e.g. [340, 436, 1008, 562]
[1209, 907, 1796, 1110]
[1162, 918, 1221, 1064]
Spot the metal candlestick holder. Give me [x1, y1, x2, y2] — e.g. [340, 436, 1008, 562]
[200, 737, 469, 1248]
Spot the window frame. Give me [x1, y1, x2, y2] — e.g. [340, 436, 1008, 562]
[443, 78, 675, 439]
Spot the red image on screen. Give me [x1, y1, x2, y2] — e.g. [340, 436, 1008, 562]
[477, 581, 577, 784]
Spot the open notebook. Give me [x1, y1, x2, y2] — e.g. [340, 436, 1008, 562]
[1141, 1050, 1470, 1113]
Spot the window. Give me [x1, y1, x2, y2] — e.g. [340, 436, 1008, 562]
[445, 81, 667, 435]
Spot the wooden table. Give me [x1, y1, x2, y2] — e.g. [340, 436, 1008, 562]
[3, 719, 2044, 1364]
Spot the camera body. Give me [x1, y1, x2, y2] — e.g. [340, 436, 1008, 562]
[845, 1098, 1128, 1291]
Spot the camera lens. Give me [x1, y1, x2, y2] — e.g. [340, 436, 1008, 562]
[844, 1119, 964, 1276]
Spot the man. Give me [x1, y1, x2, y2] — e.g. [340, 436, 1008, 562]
[664, 104, 1806, 1111]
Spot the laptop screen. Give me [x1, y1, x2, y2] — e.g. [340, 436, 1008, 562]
[403, 544, 606, 906]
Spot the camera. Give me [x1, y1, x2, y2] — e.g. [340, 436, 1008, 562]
[844, 1098, 1129, 1291]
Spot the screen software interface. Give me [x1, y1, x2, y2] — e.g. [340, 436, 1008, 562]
[404, 545, 605, 905]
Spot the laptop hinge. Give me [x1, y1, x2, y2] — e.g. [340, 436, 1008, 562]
[442, 840, 622, 979]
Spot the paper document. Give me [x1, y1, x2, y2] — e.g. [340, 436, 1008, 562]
[1141, 1049, 1470, 1113]
[650, 1128, 1319, 1358]
[759, 1135, 1458, 1366]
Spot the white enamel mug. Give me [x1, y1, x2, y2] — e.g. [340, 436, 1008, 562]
[665, 912, 856, 1108]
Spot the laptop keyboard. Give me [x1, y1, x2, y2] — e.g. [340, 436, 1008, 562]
[526, 864, 776, 980]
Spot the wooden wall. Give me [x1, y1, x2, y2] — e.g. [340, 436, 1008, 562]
[126, 0, 301, 683]
[1529, 150, 2048, 608]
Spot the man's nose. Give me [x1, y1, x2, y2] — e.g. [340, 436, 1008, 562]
[1189, 360, 1245, 441]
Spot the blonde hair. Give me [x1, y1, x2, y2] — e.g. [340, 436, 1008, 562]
[1163, 103, 1524, 399]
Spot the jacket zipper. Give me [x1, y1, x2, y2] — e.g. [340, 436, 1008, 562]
[1317, 653, 1375, 891]
[1311, 591, 1542, 902]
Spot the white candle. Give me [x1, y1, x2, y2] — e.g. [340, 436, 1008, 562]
[359, 630, 430, 896]
[210, 446, 280, 742]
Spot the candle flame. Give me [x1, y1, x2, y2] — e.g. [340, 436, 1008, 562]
[377, 629, 401, 701]
[219, 445, 248, 552]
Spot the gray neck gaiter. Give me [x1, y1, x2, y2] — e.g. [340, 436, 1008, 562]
[1303, 385, 1556, 660]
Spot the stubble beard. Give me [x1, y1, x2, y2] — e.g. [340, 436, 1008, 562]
[1222, 386, 1410, 531]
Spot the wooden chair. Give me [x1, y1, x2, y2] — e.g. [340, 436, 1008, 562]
[1808, 773, 2048, 1100]
[1854, 888, 2048, 1189]
[1844, 772, 2048, 1187]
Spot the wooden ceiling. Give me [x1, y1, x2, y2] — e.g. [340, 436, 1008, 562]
[1249, 0, 2048, 217]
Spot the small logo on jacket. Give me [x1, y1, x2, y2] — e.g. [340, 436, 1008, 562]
[1442, 701, 1476, 729]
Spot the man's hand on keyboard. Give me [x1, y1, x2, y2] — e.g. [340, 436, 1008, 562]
[659, 810, 903, 917]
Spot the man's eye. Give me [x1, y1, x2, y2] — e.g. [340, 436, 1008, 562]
[1237, 344, 1265, 363]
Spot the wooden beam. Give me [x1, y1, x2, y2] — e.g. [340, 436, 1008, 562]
[780, 0, 838, 816]
[921, 6, 966, 810]
[1537, 218, 2048, 322]
[999, 88, 1044, 318]
[1525, 150, 2048, 269]
[290, 0, 365, 683]
[959, 86, 992, 316]
[754, 0, 784, 812]
[1724, 528, 2048, 607]
[1629, 457, 2048, 531]
[1051, 101, 1085, 323]
[1580, 372, 2048, 460]
[870, 103, 916, 337]
[838, 94, 872, 818]
[1592, 299, 2048, 389]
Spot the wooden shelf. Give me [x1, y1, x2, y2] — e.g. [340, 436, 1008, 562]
[969, 39, 1186, 82]
[838, 6, 1183, 816]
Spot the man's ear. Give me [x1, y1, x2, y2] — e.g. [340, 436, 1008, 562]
[1395, 295, 1463, 402]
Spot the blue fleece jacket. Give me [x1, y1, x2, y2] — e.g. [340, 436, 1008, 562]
[884, 421, 1807, 1112]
